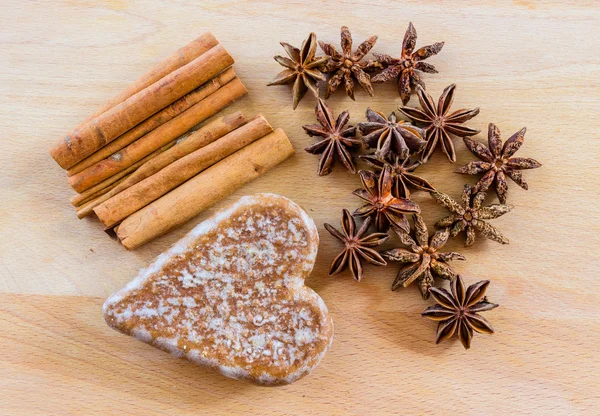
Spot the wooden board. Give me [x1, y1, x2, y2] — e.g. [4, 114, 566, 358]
[1, 1, 598, 414]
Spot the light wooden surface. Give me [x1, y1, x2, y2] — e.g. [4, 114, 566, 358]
[1, 1, 599, 414]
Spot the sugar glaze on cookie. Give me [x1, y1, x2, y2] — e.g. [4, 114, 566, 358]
[104, 194, 333, 385]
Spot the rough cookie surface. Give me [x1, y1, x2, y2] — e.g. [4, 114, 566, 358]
[104, 194, 333, 385]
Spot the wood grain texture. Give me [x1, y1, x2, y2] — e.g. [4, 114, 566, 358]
[0, 0, 598, 414]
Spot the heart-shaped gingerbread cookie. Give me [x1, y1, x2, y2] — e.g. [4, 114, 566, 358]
[103, 193, 333, 385]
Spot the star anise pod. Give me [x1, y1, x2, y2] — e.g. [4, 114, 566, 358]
[371, 22, 444, 104]
[456, 123, 542, 203]
[324, 209, 389, 282]
[267, 33, 328, 110]
[359, 154, 435, 199]
[319, 26, 382, 100]
[399, 84, 480, 163]
[303, 98, 361, 176]
[382, 214, 465, 299]
[431, 185, 513, 247]
[353, 165, 421, 233]
[357, 108, 426, 159]
[421, 275, 498, 349]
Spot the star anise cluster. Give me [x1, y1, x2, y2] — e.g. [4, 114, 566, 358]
[316, 115, 539, 351]
[269, 24, 444, 106]
[280, 23, 542, 350]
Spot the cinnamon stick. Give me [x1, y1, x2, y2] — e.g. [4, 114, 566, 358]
[74, 112, 247, 216]
[67, 67, 237, 176]
[94, 115, 273, 228]
[71, 140, 178, 208]
[104, 112, 246, 190]
[71, 164, 136, 207]
[86, 33, 218, 122]
[68, 77, 248, 193]
[70, 167, 132, 207]
[72, 178, 124, 208]
[62, 33, 217, 157]
[50, 44, 234, 169]
[115, 128, 294, 249]
[75, 177, 129, 213]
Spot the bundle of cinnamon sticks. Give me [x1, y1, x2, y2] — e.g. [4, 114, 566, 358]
[51, 33, 294, 249]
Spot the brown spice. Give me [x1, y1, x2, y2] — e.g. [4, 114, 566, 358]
[353, 166, 421, 233]
[383, 214, 465, 299]
[359, 154, 435, 199]
[371, 23, 444, 105]
[358, 108, 425, 160]
[303, 99, 361, 176]
[421, 275, 498, 349]
[324, 209, 389, 282]
[431, 185, 513, 247]
[456, 123, 542, 203]
[267, 33, 328, 109]
[319, 26, 382, 100]
[399, 84, 480, 163]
